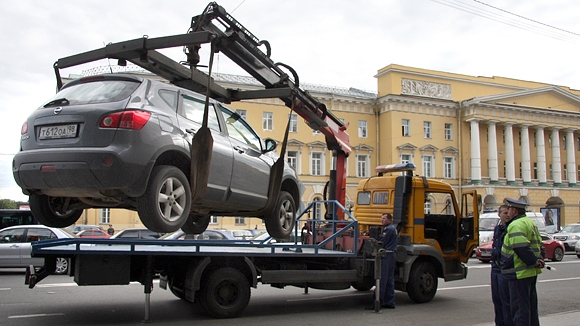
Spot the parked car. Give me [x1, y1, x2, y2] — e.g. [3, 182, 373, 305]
[0, 224, 75, 274]
[65, 224, 104, 234]
[251, 232, 301, 245]
[160, 229, 235, 241]
[76, 229, 111, 239]
[575, 239, 580, 258]
[225, 230, 254, 240]
[110, 228, 164, 240]
[12, 74, 301, 238]
[475, 232, 565, 262]
[478, 213, 499, 245]
[553, 223, 580, 251]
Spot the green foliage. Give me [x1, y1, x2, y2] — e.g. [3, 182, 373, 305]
[0, 199, 18, 209]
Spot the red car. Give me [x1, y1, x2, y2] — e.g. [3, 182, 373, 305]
[76, 229, 111, 239]
[475, 232, 565, 262]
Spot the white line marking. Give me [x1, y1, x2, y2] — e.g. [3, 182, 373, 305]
[9, 313, 65, 319]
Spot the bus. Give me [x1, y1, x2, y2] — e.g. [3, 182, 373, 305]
[0, 209, 38, 229]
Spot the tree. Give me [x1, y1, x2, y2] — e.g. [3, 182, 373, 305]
[0, 199, 18, 209]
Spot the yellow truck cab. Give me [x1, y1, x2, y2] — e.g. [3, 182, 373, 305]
[354, 163, 479, 302]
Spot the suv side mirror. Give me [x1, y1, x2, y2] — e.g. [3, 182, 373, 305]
[264, 138, 277, 153]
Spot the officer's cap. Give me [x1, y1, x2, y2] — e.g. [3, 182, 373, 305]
[503, 198, 527, 209]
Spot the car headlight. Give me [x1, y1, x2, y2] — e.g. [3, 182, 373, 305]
[570, 235, 580, 240]
[479, 236, 492, 244]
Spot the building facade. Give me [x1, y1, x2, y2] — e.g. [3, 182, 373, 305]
[81, 63, 580, 231]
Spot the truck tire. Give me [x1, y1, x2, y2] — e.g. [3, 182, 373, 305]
[407, 261, 438, 303]
[264, 191, 296, 239]
[199, 267, 250, 318]
[352, 276, 375, 291]
[181, 214, 210, 234]
[29, 194, 83, 228]
[137, 166, 192, 233]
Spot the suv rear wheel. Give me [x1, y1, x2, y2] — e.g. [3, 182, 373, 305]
[29, 194, 83, 228]
[137, 166, 192, 233]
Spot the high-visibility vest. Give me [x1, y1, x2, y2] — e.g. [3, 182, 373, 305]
[501, 215, 543, 279]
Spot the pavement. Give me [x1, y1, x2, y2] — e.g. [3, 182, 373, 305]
[473, 310, 580, 326]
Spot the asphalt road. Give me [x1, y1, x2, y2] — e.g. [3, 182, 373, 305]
[1, 254, 580, 326]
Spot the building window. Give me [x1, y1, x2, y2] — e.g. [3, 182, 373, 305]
[502, 129, 505, 144]
[401, 154, 411, 164]
[402, 119, 410, 137]
[287, 151, 298, 171]
[358, 120, 368, 138]
[445, 123, 452, 140]
[444, 157, 454, 179]
[534, 162, 537, 179]
[549, 164, 553, 180]
[563, 135, 567, 149]
[422, 155, 433, 177]
[235, 216, 246, 225]
[564, 164, 568, 181]
[262, 112, 273, 131]
[424, 199, 432, 214]
[313, 196, 323, 220]
[311, 152, 323, 176]
[100, 208, 110, 224]
[423, 122, 432, 139]
[289, 114, 298, 133]
[210, 216, 218, 224]
[236, 109, 247, 120]
[519, 162, 522, 178]
[357, 155, 369, 178]
[518, 131, 521, 146]
[548, 134, 552, 148]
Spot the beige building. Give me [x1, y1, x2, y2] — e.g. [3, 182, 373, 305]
[83, 63, 580, 232]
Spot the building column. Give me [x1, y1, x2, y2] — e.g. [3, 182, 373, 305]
[468, 119, 482, 184]
[535, 126, 548, 186]
[504, 123, 516, 185]
[520, 125, 532, 185]
[487, 121, 499, 184]
[566, 129, 577, 186]
[551, 128, 562, 186]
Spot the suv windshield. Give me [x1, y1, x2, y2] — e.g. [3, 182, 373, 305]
[45, 79, 139, 106]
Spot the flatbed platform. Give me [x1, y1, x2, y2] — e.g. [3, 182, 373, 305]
[31, 238, 357, 258]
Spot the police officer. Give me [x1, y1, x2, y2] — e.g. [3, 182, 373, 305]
[500, 198, 544, 326]
[491, 204, 512, 326]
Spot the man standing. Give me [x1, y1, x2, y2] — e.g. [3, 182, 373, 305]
[367, 213, 398, 310]
[501, 198, 544, 326]
[107, 224, 115, 236]
[491, 204, 512, 326]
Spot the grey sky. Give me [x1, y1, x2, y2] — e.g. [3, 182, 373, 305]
[1, 0, 579, 202]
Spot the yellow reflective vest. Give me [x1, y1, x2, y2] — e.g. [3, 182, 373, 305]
[500, 214, 543, 279]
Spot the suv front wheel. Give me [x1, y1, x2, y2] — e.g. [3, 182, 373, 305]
[264, 191, 296, 239]
[137, 166, 192, 233]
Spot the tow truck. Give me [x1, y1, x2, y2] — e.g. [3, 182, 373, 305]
[25, 2, 479, 319]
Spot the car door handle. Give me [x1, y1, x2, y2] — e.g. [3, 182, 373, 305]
[233, 146, 245, 154]
[185, 128, 198, 134]
[10, 244, 20, 248]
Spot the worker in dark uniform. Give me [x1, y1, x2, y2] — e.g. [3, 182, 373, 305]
[491, 204, 512, 326]
[500, 198, 545, 326]
[367, 212, 398, 310]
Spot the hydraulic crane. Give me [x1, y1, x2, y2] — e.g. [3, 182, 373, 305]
[53, 1, 351, 221]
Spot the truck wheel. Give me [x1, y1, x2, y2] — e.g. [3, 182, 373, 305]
[352, 276, 375, 291]
[199, 268, 250, 318]
[137, 166, 192, 233]
[264, 191, 296, 239]
[29, 194, 83, 228]
[54, 257, 69, 275]
[181, 214, 210, 234]
[407, 261, 438, 303]
[552, 247, 564, 262]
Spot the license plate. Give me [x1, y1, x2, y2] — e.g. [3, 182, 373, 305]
[481, 252, 491, 257]
[39, 124, 78, 140]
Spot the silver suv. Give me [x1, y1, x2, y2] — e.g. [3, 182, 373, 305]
[13, 74, 301, 238]
[553, 223, 580, 251]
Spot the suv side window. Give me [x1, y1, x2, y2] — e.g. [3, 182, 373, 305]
[219, 105, 262, 151]
[159, 90, 178, 109]
[181, 94, 221, 132]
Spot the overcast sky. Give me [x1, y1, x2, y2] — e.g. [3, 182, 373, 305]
[1, 0, 580, 202]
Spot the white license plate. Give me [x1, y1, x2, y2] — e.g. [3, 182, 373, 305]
[481, 252, 491, 257]
[39, 124, 78, 140]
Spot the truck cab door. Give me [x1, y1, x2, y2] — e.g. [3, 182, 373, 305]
[459, 191, 479, 260]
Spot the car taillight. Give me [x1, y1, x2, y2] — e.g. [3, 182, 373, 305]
[21, 121, 28, 134]
[100, 110, 151, 130]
